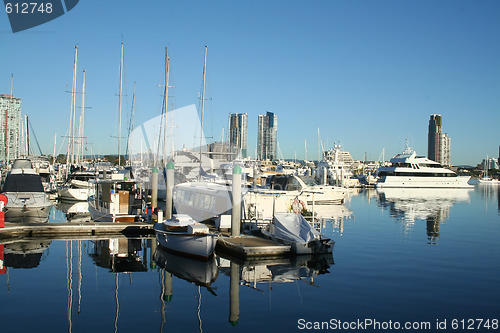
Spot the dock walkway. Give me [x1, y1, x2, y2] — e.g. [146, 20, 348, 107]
[0, 222, 154, 239]
[0, 222, 292, 259]
[216, 235, 290, 259]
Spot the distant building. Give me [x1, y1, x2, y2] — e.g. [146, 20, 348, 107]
[208, 141, 230, 160]
[481, 157, 499, 170]
[229, 113, 248, 159]
[257, 111, 277, 161]
[0, 94, 21, 164]
[428, 114, 451, 166]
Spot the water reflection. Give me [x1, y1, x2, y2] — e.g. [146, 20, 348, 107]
[89, 238, 148, 272]
[376, 188, 473, 243]
[217, 253, 334, 326]
[56, 200, 91, 223]
[2, 239, 50, 269]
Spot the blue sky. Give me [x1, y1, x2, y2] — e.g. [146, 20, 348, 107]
[1, 0, 499, 165]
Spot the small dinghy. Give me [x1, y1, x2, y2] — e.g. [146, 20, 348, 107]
[154, 214, 218, 260]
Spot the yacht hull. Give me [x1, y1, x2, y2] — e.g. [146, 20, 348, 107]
[376, 176, 471, 188]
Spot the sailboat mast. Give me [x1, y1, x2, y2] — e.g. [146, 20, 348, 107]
[66, 46, 78, 170]
[53, 132, 57, 164]
[26, 115, 29, 155]
[163, 47, 170, 166]
[71, 47, 78, 165]
[118, 42, 124, 167]
[78, 70, 86, 165]
[199, 45, 207, 170]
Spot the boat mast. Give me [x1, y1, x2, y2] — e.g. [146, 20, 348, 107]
[77, 70, 86, 166]
[163, 47, 170, 167]
[199, 45, 207, 172]
[53, 132, 57, 164]
[117, 42, 124, 167]
[66, 46, 78, 171]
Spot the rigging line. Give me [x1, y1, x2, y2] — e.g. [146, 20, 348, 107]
[27, 117, 43, 155]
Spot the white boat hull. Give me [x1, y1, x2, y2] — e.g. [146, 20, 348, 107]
[376, 176, 471, 188]
[3, 192, 53, 223]
[58, 187, 93, 201]
[154, 224, 217, 260]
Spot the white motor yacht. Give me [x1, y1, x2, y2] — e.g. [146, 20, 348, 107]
[1, 159, 53, 222]
[376, 147, 471, 188]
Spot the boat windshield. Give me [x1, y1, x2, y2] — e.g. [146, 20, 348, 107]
[298, 176, 319, 186]
[2, 174, 45, 192]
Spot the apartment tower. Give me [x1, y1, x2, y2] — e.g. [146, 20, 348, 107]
[0, 94, 21, 164]
[428, 114, 451, 166]
[229, 113, 248, 159]
[257, 111, 277, 161]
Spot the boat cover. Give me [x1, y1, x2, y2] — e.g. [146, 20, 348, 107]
[271, 213, 321, 244]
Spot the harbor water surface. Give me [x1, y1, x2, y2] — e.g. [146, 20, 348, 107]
[1, 186, 499, 332]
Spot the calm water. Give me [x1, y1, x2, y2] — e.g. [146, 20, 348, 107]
[1, 186, 499, 332]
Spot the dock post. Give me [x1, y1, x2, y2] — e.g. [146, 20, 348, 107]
[231, 165, 242, 236]
[229, 261, 240, 326]
[0, 194, 7, 229]
[166, 161, 174, 220]
[152, 167, 158, 212]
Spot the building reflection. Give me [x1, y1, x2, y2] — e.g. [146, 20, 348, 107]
[376, 188, 473, 243]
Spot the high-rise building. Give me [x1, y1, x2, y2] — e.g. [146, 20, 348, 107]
[229, 113, 248, 159]
[428, 114, 451, 166]
[257, 111, 277, 161]
[0, 94, 21, 164]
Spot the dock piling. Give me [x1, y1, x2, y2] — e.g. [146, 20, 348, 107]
[152, 167, 158, 211]
[231, 165, 242, 236]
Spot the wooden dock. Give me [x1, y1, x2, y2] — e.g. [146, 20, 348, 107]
[0, 222, 291, 259]
[0, 221, 154, 239]
[216, 235, 290, 259]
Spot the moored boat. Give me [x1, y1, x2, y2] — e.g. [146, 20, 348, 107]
[261, 213, 334, 254]
[376, 146, 471, 188]
[154, 214, 218, 260]
[1, 159, 53, 223]
[87, 174, 142, 222]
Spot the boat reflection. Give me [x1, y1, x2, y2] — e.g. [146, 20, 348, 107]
[153, 246, 219, 290]
[376, 188, 473, 243]
[224, 253, 334, 288]
[89, 237, 147, 272]
[1, 239, 51, 270]
[56, 200, 91, 222]
[219, 253, 334, 326]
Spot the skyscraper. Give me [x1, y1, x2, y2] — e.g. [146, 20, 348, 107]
[0, 94, 21, 164]
[229, 113, 248, 159]
[428, 114, 451, 166]
[257, 111, 277, 161]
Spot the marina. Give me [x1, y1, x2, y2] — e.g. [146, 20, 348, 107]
[1, 2, 500, 332]
[0, 186, 499, 332]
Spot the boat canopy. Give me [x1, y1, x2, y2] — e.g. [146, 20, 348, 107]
[272, 213, 321, 244]
[2, 174, 45, 193]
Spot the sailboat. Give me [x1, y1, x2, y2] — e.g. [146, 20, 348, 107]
[477, 155, 500, 185]
[87, 42, 143, 222]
